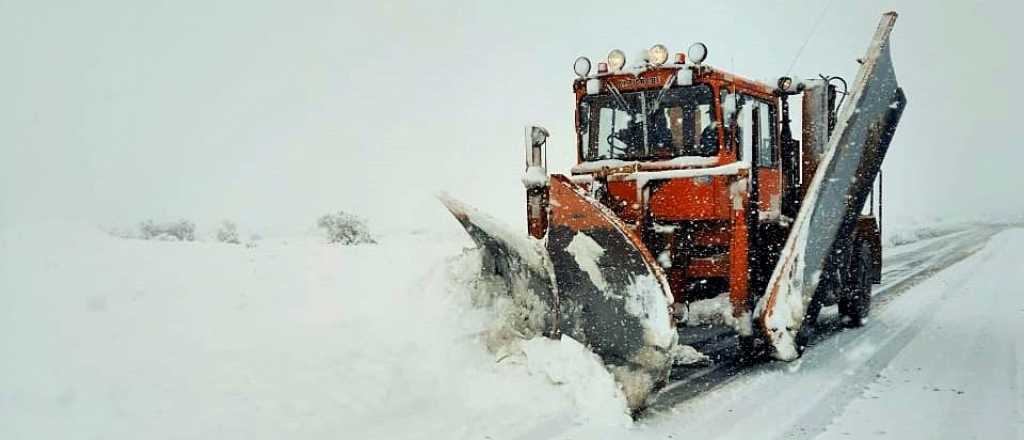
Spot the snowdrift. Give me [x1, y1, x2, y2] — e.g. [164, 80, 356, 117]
[0, 222, 631, 439]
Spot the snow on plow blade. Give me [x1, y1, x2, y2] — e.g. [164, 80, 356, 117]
[545, 175, 677, 402]
[756, 12, 907, 360]
[440, 176, 677, 409]
[438, 194, 559, 336]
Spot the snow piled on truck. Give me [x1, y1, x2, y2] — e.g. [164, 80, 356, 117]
[566, 232, 610, 292]
[0, 222, 631, 440]
[685, 292, 752, 336]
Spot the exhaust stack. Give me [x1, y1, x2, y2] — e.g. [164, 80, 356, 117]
[523, 126, 550, 239]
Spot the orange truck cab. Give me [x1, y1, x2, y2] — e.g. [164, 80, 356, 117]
[543, 44, 882, 328]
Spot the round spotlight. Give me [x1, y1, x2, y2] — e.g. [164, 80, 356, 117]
[778, 76, 793, 91]
[573, 56, 592, 77]
[607, 49, 626, 71]
[648, 44, 669, 66]
[687, 42, 708, 65]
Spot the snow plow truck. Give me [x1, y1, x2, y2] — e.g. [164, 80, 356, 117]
[441, 12, 906, 410]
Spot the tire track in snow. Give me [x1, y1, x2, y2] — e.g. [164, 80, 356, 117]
[810, 228, 1024, 439]
[777, 235, 999, 439]
[648, 226, 1002, 415]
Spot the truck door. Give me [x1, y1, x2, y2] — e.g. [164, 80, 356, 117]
[736, 95, 782, 221]
[752, 100, 782, 220]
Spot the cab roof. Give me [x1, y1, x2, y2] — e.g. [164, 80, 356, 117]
[572, 64, 776, 101]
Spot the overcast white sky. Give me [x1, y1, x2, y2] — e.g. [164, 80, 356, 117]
[2, 0, 1021, 235]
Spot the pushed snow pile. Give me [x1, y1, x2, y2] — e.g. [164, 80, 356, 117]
[686, 292, 737, 327]
[685, 292, 751, 336]
[520, 337, 632, 423]
[0, 222, 630, 439]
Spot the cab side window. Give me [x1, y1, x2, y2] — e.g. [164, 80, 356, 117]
[754, 101, 777, 167]
[736, 94, 754, 164]
[722, 91, 777, 167]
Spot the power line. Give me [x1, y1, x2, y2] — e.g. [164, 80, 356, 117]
[785, 0, 838, 76]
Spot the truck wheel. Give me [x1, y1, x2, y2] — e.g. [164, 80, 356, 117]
[839, 240, 873, 327]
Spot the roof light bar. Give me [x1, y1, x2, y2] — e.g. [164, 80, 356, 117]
[687, 42, 708, 65]
[573, 56, 592, 77]
[648, 44, 668, 66]
[607, 49, 626, 71]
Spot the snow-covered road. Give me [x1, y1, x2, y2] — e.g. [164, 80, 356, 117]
[650, 225, 1004, 414]
[814, 227, 1023, 439]
[562, 226, 1023, 439]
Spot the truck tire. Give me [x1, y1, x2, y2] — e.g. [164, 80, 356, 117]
[839, 240, 873, 327]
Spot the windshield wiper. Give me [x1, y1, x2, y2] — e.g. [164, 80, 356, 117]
[605, 81, 632, 113]
[647, 71, 678, 116]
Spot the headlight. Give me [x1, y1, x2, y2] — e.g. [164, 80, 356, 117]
[607, 49, 626, 71]
[687, 42, 708, 65]
[573, 56, 592, 77]
[778, 76, 793, 91]
[648, 44, 668, 66]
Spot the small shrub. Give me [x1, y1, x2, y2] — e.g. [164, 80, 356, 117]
[139, 219, 196, 241]
[216, 220, 241, 244]
[317, 211, 376, 245]
[245, 233, 263, 248]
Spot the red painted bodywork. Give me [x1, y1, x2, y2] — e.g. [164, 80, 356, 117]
[562, 64, 783, 314]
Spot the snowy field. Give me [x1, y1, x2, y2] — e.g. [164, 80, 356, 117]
[0, 222, 630, 439]
[1, 222, 1021, 439]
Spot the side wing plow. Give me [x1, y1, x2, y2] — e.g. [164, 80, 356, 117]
[756, 12, 908, 359]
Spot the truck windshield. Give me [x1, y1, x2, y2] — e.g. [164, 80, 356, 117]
[579, 84, 718, 161]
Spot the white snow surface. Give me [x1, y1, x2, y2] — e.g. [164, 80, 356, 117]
[570, 156, 718, 174]
[813, 228, 1024, 439]
[529, 226, 1024, 439]
[685, 293, 752, 336]
[685, 292, 738, 328]
[4, 221, 1021, 439]
[616, 162, 750, 190]
[623, 275, 675, 349]
[0, 222, 631, 440]
[882, 220, 971, 247]
[521, 165, 548, 188]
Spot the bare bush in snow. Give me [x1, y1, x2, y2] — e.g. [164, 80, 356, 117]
[317, 211, 376, 245]
[216, 220, 241, 244]
[139, 219, 196, 242]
